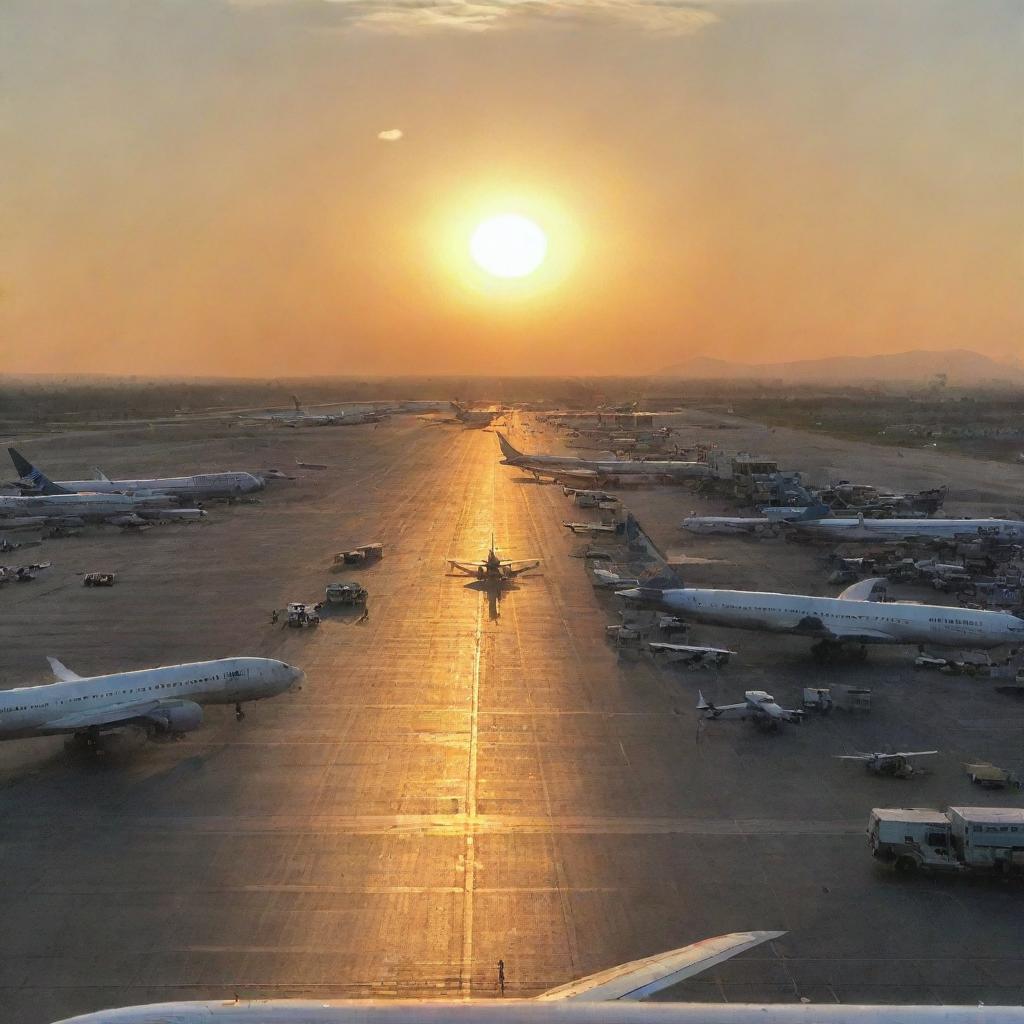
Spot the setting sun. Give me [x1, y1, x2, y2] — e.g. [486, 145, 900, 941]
[469, 214, 548, 279]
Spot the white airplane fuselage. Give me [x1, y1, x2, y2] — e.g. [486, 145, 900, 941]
[0, 657, 302, 741]
[794, 517, 1024, 543]
[0, 492, 176, 520]
[51, 999, 1024, 1024]
[622, 587, 1024, 648]
[682, 517, 776, 536]
[34, 472, 265, 499]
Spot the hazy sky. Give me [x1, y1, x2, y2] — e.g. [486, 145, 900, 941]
[3, 0, 1021, 376]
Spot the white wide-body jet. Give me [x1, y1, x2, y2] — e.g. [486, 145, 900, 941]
[682, 504, 830, 536]
[497, 432, 714, 484]
[790, 513, 1024, 544]
[0, 491, 201, 528]
[0, 656, 303, 748]
[835, 750, 938, 776]
[698, 689, 803, 726]
[9, 448, 264, 500]
[54, 929, 1024, 1024]
[448, 538, 540, 582]
[617, 578, 1024, 654]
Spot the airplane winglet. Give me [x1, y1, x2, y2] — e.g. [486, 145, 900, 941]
[47, 657, 83, 682]
[536, 930, 785, 1001]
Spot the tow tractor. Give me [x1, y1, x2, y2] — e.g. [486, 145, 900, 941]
[287, 602, 321, 627]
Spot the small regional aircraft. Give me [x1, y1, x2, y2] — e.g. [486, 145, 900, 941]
[49, 928, 1024, 1024]
[0, 656, 303, 751]
[448, 537, 540, 582]
[648, 643, 734, 667]
[698, 689, 804, 728]
[8, 448, 265, 500]
[834, 750, 938, 777]
[592, 567, 641, 589]
[617, 577, 1024, 659]
[497, 432, 714, 484]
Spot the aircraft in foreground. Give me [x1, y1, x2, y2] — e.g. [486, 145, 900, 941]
[790, 513, 1024, 544]
[698, 689, 804, 728]
[448, 537, 540, 582]
[617, 577, 1024, 658]
[835, 750, 938, 777]
[0, 656, 303, 750]
[497, 432, 714, 485]
[53, 929, 1022, 1024]
[8, 448, 264, 500]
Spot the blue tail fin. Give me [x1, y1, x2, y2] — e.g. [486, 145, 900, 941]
[8, 448, 73, 495]
[796, 503, 831, 521]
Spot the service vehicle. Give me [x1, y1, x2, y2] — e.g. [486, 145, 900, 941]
[869, 806, 1024, 876]
[325, 581, 368, 606]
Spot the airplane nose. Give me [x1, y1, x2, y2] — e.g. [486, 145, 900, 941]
[287, 665, 305, 690]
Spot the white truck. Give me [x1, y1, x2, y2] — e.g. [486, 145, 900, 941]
[869, 806, 1024, 876]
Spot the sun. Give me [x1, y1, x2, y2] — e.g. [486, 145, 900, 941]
[469, 214, 548, 279]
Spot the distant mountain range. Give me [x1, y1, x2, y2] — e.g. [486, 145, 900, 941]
[660, 349, 1024, 384]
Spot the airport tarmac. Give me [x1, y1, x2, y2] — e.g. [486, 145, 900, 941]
[2, 414, 1024, 1023]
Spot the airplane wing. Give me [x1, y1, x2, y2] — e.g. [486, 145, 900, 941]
[47, 657, 82, 682]
[537, 931, 784, 1001]
[43, 697, 188, 732]
[894, 750, 939, 758]
[502, 558, 540, 567]
[447, 560, 484, 576]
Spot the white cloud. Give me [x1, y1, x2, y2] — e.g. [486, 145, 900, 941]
[377, 128, 404, 140]
[230, 0, 731, 35]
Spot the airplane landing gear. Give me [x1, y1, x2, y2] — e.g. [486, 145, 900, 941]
[235, 703, 245, 722]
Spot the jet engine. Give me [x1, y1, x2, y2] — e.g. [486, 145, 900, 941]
[150, 701, 203, 735]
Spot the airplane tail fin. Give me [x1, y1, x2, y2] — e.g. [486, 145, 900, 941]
[93, 468, 111, 483]
[8, 448, 73, 495]
[696, 691, 710, 711]
[796, 503, 831, 521]
[292, 395, 302, 413]
[496, 431, 524, 461]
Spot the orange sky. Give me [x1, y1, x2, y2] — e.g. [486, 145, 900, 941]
[2, 0, 1022, 376]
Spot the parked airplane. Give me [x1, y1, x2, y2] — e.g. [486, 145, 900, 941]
[617, 577, 1024, 657]
[592, 567, 641, 589]
[448, 537, 540, 582]
[497, 432, 714, 484]
[834, 750, 938, 777]
[648, 643, 734, 667]
[452, 401, 501, 428]
[698, 689, 804, 727]
[683, 505, 828, 536]
[242, 391, 352, 423]
[0, 491, 196, 528]
[9, 448, 264, 500]
[0, 656, 303, 751]
[790, 512, 1024, 544]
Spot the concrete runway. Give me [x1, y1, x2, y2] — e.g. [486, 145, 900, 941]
[1, 415, 1023, 1023]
